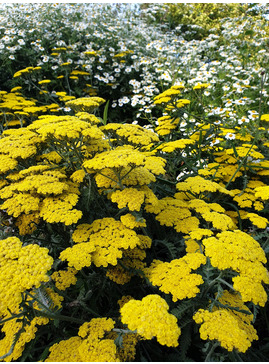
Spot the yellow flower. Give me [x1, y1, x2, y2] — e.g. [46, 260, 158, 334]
[101, 123, 159, 147]
[193, 308, 256, 353]
[203, 230, 269, 305]
[51, 267, 78, 291]
[65, 96, 105, 113]
[45, 337, 83, 362]
[70, 169, 86, 183]
[109, 187, 146, 211]
[0, 128, 42, 161]
[255, 185, 269, 200]
[75, 112, 100, 125]
[84, 145, 166, 175]
[78, 318, 119, 362]
[1, 193, 40, 217]
[184, 238, 201, 253]
[0, 237, 53, 315]
[144, 253, 206, 301]
[38, 79, 51, 84]
[155, 116, 179, 136]
[116, 332, 140, 361]
[193, 82, 210, 90]
[63, 218, 141, 268]
[260, 114, 269, 121]
[0, 154, 18, 174]
[15, 212, 40, 235]
[39, 185, 82, 225]
[176, 175, 233, 196]
[189, 229, 213, 240]
[154, 87, 182, 105]
[120, 294, 181, 347]
[232, 274, 269, 306]
[120, 213, 146, 229]
[157, 138, 195, 153]
[60, 243, 96, 270]
[0, 313, 49, 362]
[106, 264, 133, 285]
[243, 212, 268, 229]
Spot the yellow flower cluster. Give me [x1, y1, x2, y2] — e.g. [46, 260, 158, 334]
[113, 332, 140, 362]
[45, 336, 82, 362]
[61, 217, 141, 268]
[187, 199, 235, 231]
[109, 186, 154, 212]
[260, 114, 269, 122]
[0, 313, 49, 362]
[120, 213, 146, 229]
[0, 236, 53, 316]
[0, 128, 42, 174]
[120, 294, 181, 347]
[65, 96, 105, 113]
[203, 230, 269, 306]
[155, 116, 179, 136]
[144, 253, 206, 301]
[193, 82, 210, 90]
[231, 180, 267, 211]
[240, 212, 268, 229]
[176, 175, 233, 197]
[78, 318, 118, 362]
[101, 123, 159, 147]
[51, 267, 78, 291]
[145, 196, 199, 233]
[15, 212, 40, 235]
[45, 318, 118, 362]
[157, 138, 195, 153]
[199, 151, 243, 182]
[146, 192, 235, 233]
[106, 234, 152, 284]
[28, 114, 104, 141]
[0, 166, 82, 227]
[153, 86, 183, 105]
[83, 145, 166, 175]
[95, 166, 157, 189]
[254, 185, 269, 200]
[193, 291, 258, 353]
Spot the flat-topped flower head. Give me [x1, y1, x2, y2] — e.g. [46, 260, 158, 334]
[120, 294, 181, 347]
[65, 96, 105, 113]
[61, 217, 141, 268]
[83, 145, 166, 177]
[101, 123, 159, 147]
[176, 175, 233, 196]
[144, 253, 206, 301]
[0, 236, 53, 315]
[203, 230, 269, 306]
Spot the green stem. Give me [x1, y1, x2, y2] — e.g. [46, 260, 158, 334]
[217, 277, 235, 291]
[205, 342, 219, 362]
[33, 309, 85, 324]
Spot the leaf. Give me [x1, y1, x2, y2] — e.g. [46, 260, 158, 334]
[102, 100, 110, 125]
[177, 322, 192, 361]
[171, 300, 193, 319]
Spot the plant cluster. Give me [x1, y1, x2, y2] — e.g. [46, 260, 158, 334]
[0, 3, 268, 362]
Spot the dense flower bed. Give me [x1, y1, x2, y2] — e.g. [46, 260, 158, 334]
[0, 3, 268, 362]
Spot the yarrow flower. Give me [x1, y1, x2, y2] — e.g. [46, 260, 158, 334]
[65, 96, 105, 113]
[45, 318, 118, 362]
[202, 230, 269, 306]
[61, 217, 141, 268]
[193, 291, 258, 353]
[0, 236, 53, 315]
[120, 294, 181, 347]
[144, 253, 206, 301]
